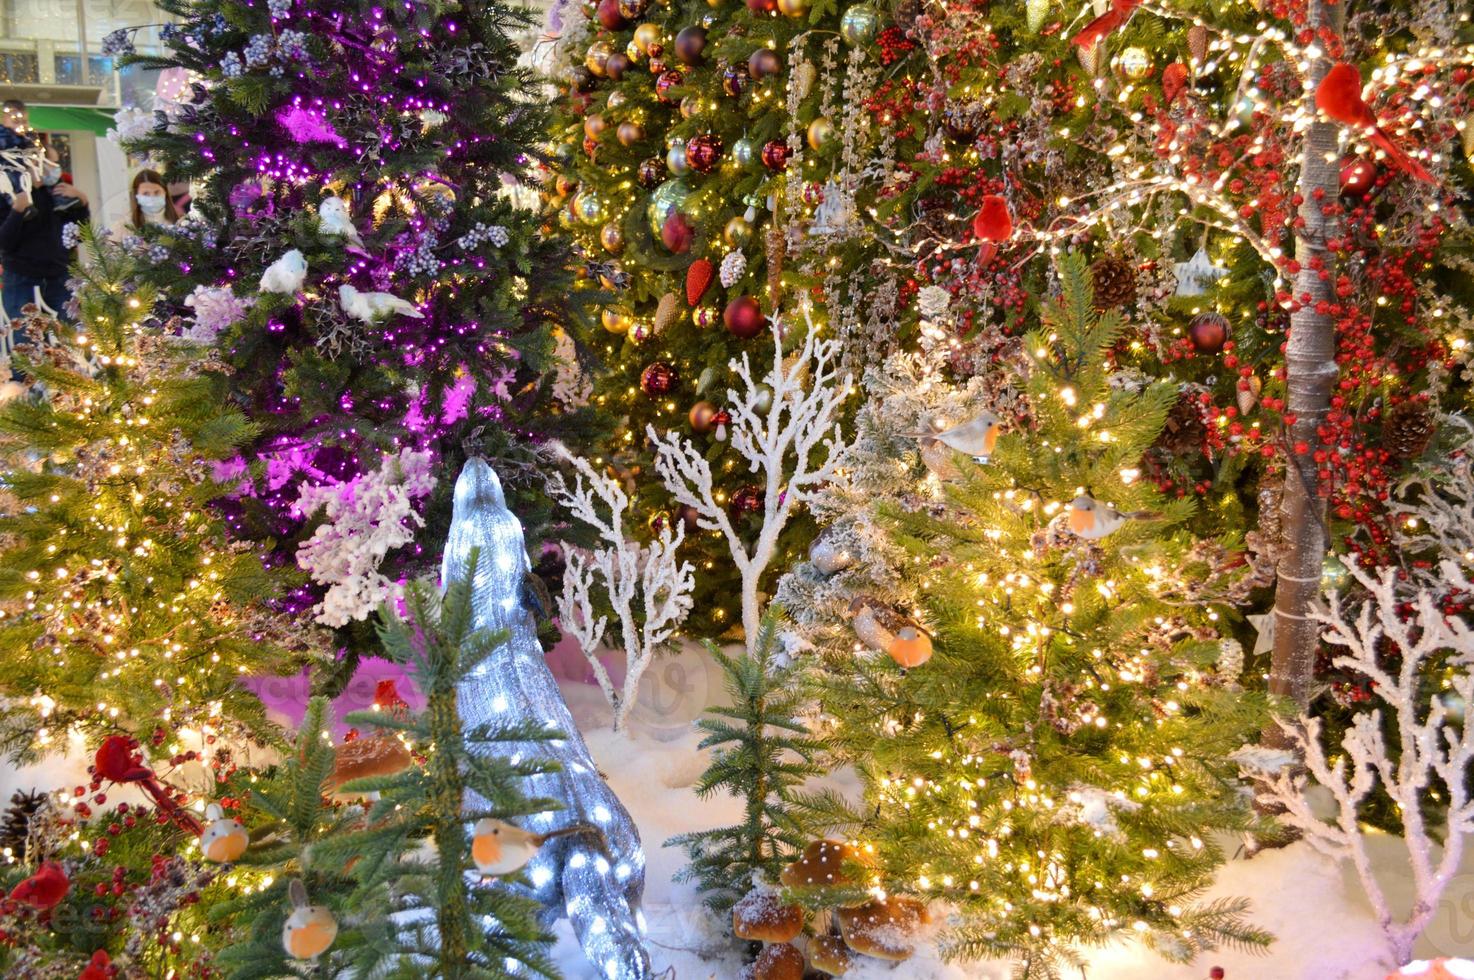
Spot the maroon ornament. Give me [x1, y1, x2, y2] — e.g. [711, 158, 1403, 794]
[605, 51, 631, 81]
[722, 63, 750, 97]
[686, 133, 723, 173]
[747, 47, 781, 79]
[760, 139, 792, 171]
[637, 157, 667, 188]
[582, 135, 599, 160]
[656, 69, 684, 103]
[596, 0, 628, 29]
[661, 211, 695, 254]
[1339, 158, 1376, 201]
[1188, 311, 1230, 354]
[647, 55, 667, 76]
[942, 106, 980, 142]
[640, 360, 679, 397]
[676, 503, 703, 532]
[617, 0, 649, 17]
[746, 0, 777, 12]
[675, 26, 707, 65]
[724, 295, 766, 338]
[570, 66, 597, 93]
[729, 484, 764, 516]
[689, 400, 720, 432]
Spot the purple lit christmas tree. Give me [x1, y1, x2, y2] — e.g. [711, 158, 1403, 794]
[111, 0, 594, 669]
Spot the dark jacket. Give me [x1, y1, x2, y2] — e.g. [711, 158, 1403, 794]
[0, 186, 87, 280]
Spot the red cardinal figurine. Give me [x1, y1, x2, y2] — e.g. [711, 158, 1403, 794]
[78, 949, 113, 980]
[1071, 0, 1141, 49]
[971, 195, 1014, 242]
[94, 736, 203, 835]
[9, 860, 70, 910]
[1315, 62, 1434, 183]
[1162, 62, 1189, 104]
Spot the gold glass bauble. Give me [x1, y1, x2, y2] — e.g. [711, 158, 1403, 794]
[602, 307, 634, 334]
[600, 222, 626, 254]
[777, 0, 807, 16]
[585, 41, 613, 76]
[723, 214, 753, 246]
[583, 114, 607, 140]
[806, 116, 834, 151]
[1115, 46, 1152, 81]
[633, 23, 662, 53]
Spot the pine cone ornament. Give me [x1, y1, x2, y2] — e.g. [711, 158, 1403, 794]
[1090, 254, 1138, 310]
[653, 292, 681, 336]
[1, 789, 48, 860]
[719, 250, 747, 288]
[1382, 399, 1435, 463]
[1153, 387, 1210, 458]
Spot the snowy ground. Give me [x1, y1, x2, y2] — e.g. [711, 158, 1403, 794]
[6, 639, 1473, 979]
[552, 642, 1474, 980]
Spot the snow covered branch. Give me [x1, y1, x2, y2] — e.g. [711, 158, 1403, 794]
[1240, 560, 1474, 966]
[550, 446, 695, 732]
[646, 314, 853, 650]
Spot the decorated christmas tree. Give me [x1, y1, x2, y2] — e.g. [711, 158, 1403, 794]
[544, 0, 885, 638]
[108, 0, 589, 667]
[0, 232, 300, 755]
[783, 255, 1271, 974]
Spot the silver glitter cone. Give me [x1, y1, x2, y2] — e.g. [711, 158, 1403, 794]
[443, 458, 652, 980]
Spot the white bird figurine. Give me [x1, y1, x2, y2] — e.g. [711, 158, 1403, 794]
[1067, 495, 1159, 540]
[259, 249, 308, 294]
[316, 196, 363, 248]
[338, 283, 424, 324]
[470, 818, 607, 876]
[911, 409, 1002, 462]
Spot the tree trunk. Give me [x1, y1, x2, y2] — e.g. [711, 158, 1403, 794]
[1267, 0, 1345, 723]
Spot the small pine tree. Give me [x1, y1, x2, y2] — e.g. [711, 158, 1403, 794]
[210, 696, 362, 979]
[0, 232, 296, 756]
[323, 557, 563, 979]
[802, 255, 1272, 976]
[668, 611, 825, 916]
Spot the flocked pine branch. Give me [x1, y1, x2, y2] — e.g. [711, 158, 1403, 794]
[647, 313, 853, 650]
[550, 445, 695, 732]
[1239, 559, 1474, 967]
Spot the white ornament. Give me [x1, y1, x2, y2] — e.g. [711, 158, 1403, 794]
[719, 250, 747, 288]
[316, 196, 363, 248]
[259, 248, 308, 294]
[1173, 247, 1229, 297]
[338, 283, 423, 324]
[199, 803, 249, 863]
[917, 285, 951, 321]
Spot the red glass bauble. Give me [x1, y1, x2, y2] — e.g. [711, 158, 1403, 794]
[656, 69, 684, 103]
[722, 63, 750, 97]
[760, 139, 792, 171]
[596, 0, 628, 29]
[746, 0, 777, 12]
[1340, 158, 1376, 201]
[661, 211, 695, 254]
[729, 484, 764, 516]
[675, 26, 707, 65]
[637, 157, 667, 188]
[724, 295, 767, 338]
[640, 360, 679, 397]
[747, 47, 781, 79]
[686, 133, 723, 173]
[1188, 311, 1230, 354]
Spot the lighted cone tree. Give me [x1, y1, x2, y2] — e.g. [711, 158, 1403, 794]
[796, 256, 1271, 975]
[110, 0, 587, 664]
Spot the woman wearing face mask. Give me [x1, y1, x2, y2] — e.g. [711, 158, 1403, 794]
[110, 169, 179, 238]
[0, 135, 89, 327]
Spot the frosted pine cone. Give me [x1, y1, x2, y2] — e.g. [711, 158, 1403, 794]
[719, 250, 747, 288]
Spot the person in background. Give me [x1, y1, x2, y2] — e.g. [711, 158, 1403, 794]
[110, 169, 180, 239]
[0, 100, 89, 326]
